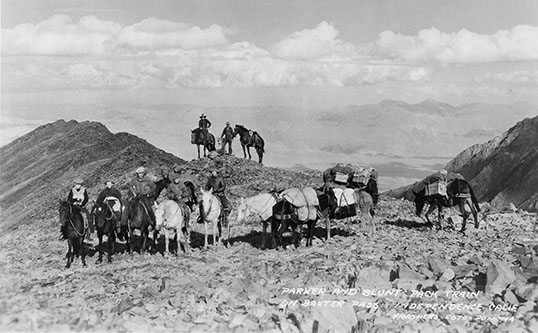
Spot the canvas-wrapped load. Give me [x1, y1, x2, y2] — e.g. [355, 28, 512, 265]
[351, 168, 370, 185]
[279, 187, 319, 221]
[414, 170, 462, 197]
[333, 204, 357, 219]
[331, 163, 354, 185]
[332, 188, 356, 206]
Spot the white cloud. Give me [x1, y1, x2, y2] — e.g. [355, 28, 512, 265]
[272, 21, 357, 60]
[1, 15, 230, 55]
[374, 25, 538, 63]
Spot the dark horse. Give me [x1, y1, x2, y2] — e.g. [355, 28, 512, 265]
[59, 200, 87, 268]
[271, 199, 300, 248]
[191, 128, 216, 159]
[233, 125, 265, 163]
[93, 200, 119, 263]
[124, 177, 170, 254]
[316, 186, 339, 241]
[414, 178, 480, 232]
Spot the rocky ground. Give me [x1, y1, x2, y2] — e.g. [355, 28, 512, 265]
[1, 186, 537, 332]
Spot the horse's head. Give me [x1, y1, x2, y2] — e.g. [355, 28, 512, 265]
[236, 197, 248, 222]
[154, 202, 165, 231]
[58, 200, 71, 222]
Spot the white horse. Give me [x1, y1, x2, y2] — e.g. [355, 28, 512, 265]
[236, 193, 278, 248]
[155, 200, 190, 255]
[200, 189, 226, 249]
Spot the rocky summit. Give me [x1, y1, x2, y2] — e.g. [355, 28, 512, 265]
[446, 115, 538, 212]
[0, 119, 185, 230]
[0, 119, 537, 333]
[384, 115, 538, 213]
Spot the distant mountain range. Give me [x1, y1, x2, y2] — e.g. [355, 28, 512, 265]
[0, 120, 184, 230]
[384, 115, 538, 212]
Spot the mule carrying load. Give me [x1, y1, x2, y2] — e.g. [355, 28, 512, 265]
[323, 163, 379, 215]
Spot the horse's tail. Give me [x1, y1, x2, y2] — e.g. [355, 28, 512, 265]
[467, 181, 480, 212]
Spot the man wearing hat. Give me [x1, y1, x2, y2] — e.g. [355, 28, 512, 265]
[121, 166, 157, 227]
[93, 180, 123, 222]
[63, 178, 93, 240]
[221, 121, 234, 155]
[204, 167, 230, 222]
[198, 114, 212, 131]
[166, 172, 193, 225]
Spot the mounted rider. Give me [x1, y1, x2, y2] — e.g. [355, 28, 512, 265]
[93, 180, 123, 222]
[121, 166, 157, 227]
[204, 167, 231, 220]
[198, 114, 211, 133]
[167, 171, 193, 225]
[221, 121, 234, 155]
[61, 178, 92, 240]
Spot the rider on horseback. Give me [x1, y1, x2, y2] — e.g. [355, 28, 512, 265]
[121, 167, 157, 227]
[93, 180, 122, 222]
[221, 121, 234, 155]
[167, 171, 193, 223]
[61, 178, 92, 240]
[204, 167, 230, 221]
[198, 114, 211, 132]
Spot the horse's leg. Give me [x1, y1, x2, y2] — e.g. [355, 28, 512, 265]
[108, 228, 114, 263]
[164, 229, 170, 257]
[141, 228, 147, 254]
[459, 200, 468, 233]
[247, 146, 252, 160]
[129, 227, 134, 255]
[242, 144, 247, 158]
[80, 237, 87, 267]
[66, 240, 73, 268]
[306, 220, 314, 247]
[204, 220, 209, 250]
[424, 204, 436, 228]
[261, 220, 268, 249]
[467, 198, 479, 228]
[270, 218, 279, 249]
[437, 205, 444, 230]
[257, 148, 263, 164]
[96, 231, 103, 263]
[325, 212, 331, 241]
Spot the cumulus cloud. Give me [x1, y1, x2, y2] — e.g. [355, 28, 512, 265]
[1, 15, 230, 55]
[374, 25, 538, 63]
[272, 21, 357, 60]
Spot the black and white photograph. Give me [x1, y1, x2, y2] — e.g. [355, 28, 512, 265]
[1, 0, 537, 332]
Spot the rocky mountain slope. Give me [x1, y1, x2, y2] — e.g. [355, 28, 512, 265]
[0, 120, 185, 231]
[384, 115, 538, 212]
[446, 115, 538, 212]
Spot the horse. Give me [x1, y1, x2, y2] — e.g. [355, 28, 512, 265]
[92, 199, 120, 263]
[414, 178, 480, 232]
[191, 128, 216, 159]
[236, 193, 278, 248]
[125, 196, 153, 254]
[233, 125, 265, 163]
[330, 187, 376, 236]
[271, 199, 300, 248]
[59, 200, 87, 268]
[155, 200, 190, 255]
[200, 188, 227, 249]
[316, 186, 339, 241]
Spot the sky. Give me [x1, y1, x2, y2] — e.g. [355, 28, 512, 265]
[1, 0, 538, 111]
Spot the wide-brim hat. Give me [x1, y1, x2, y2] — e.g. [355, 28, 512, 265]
[104, 180, 114, 184]
[74, 178, 84, 184]
[226, 121, 230, 125]
[200, 114, 206, 118]
[136, 166, 147, 174]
